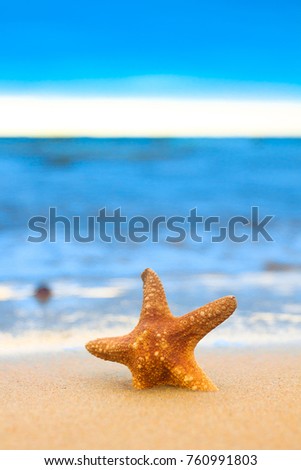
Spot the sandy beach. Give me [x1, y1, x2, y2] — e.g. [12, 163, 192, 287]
[0, 347, 300, 450]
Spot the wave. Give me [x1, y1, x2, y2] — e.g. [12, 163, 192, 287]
[0, 308, 300, 356]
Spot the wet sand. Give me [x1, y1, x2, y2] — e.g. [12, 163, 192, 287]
[0, 348, 300, 450]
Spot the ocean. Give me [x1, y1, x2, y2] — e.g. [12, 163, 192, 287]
[0, 138, 300, 353]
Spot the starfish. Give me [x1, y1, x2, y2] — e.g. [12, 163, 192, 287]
[86, 268, 237, 391]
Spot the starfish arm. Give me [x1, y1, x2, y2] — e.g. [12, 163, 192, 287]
[177, 295, 237, 345]
[166, 357, 218, 391]
[86, 335, 132, 365]
[131, 370, 159, 390]
[139, 268, 173, 320]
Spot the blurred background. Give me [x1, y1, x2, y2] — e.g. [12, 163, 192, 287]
[0, 1, 301, 353]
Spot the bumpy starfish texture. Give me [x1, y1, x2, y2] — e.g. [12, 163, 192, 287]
[86, 268, 237, 391]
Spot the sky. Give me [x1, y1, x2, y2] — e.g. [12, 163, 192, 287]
[1, 0, 301, 135]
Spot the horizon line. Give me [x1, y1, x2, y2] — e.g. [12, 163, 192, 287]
[1, 136, 300, 139]
[1, 95, 301, 137]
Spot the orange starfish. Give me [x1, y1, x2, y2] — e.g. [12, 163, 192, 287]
[86, 268, 237, 391]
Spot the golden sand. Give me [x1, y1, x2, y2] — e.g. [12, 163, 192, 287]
[0, 348, 300, 450]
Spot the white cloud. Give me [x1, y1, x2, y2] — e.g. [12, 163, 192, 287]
[0, 95, 301, 137]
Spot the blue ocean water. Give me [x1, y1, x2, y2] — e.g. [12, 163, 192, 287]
[0, 138, 300, 352]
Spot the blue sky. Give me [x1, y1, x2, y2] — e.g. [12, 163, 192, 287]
[1, 0, 301, 98]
